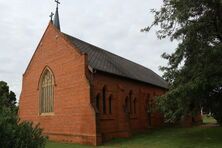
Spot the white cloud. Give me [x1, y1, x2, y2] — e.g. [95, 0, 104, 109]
[0, 0, 177, 100]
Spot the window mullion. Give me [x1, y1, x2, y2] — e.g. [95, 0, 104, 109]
[40, 69, 54, 114]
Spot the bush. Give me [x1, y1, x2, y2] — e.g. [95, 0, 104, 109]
[0, 81, 47, 148]
[14, 122, 47, 148]
[0, 107, 47, 148]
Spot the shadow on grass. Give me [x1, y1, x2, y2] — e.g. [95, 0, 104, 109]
[102, 126, 222, 148]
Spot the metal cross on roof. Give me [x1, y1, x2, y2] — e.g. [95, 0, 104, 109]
[55, 0, 60, 8]
[49, 12, 54, 21]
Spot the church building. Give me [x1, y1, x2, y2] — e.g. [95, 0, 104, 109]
[19, 2, 168, 145]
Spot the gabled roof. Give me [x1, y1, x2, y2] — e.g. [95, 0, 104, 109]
[63, 33, 168, 89]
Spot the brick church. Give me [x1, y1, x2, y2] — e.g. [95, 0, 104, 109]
[19, 3, 169, 145]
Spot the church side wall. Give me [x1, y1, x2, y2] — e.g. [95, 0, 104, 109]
[93, 71, 166, 142]
[19, 24, 97, 145]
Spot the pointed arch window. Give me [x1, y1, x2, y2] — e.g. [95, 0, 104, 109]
[109, 95, 112, 114]
[129, 90, 133, 113]
[146, 94, 153, 113]
[102, 86, 106, 114]
[40, 68, 54, 114]
[145, 94, 150, 112]
[133, 98, 137, 114]
[95, 94, 100, 111]
[125, 96, 129, 113]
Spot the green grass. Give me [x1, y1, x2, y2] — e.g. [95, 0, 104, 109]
[46, 126, 222, 148]
[107, 127, 222, 148]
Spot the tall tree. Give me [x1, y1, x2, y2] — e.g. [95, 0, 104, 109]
[143, 0, 222, 124]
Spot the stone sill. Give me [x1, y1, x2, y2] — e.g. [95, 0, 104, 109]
[39, 112, 55, 116]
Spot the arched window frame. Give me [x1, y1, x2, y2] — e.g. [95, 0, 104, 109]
[145, 94, 151, 112]
[39, 67, 55, 115]
[95, 93, 100, 111]
[125, 96, 129, 113]
[133, 98, 137, 114]
[108, 95, 112, 114]
[151, 92, 156, 111]
[102, 86, 107, 114]
[129, 90, 133, 113]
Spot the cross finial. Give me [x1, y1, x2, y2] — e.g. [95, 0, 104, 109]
[55, 0, 60, 8]
[52, 0, 61, 31]
[49, 12, 54, 21]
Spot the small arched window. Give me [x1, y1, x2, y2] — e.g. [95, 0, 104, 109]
[95, 94, 100, 111]
[133, 98, 137, 114]
[102, 86, 106, 114]
[40, 68, 54, 114]
[145, 94, 150, 112]
[129, 91, 133, 113]
[109, 95, 112, 114]
[125, 96, 129, 112]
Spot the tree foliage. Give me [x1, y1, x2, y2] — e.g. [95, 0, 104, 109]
[0, 81, 16, 109]
[0, 81, 47, 148]
[143, 0, 222, 124]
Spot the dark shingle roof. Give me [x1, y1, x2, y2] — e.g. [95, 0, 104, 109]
[63, 33, 168, 89]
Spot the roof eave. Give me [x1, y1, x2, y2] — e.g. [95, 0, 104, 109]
[94, 69, 168, 90]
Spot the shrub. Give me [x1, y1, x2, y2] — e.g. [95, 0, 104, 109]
[14, 122, 47, 148]
[0, 81, 47, 148]
[0, 107, 47, 148]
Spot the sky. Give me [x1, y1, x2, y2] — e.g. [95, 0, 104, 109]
[0, 0, 177, 99]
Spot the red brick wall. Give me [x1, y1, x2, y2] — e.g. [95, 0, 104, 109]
[19, 22, 98, 145]
[92, 72, 166, 142]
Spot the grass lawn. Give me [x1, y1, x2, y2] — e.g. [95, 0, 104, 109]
[46, 115, 221, 148]
[46, 126, 222, 148]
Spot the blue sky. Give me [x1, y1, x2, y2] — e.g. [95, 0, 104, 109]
[0, 0, 177, 99]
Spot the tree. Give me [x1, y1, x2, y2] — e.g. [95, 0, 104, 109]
[0, 81, 47, 148]
[0, 81, 16, 109]
[143, 0, 222, 124]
